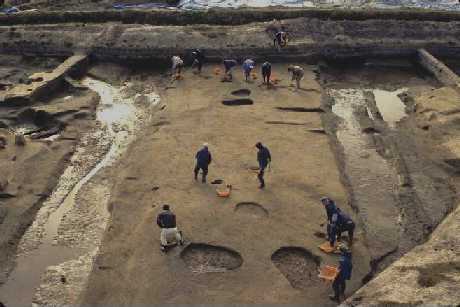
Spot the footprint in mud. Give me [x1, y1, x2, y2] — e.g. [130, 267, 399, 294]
[271, 247, 321, 290]
[181, 243, 243, 273]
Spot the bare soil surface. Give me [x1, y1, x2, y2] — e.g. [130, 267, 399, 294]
[79, 63, 371, 305]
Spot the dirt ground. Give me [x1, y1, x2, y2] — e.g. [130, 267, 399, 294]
[79, 63, 371, 304]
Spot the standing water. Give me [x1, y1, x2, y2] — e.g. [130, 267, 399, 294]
[0, 77, 159, 306]
[372, 88, 407, 128]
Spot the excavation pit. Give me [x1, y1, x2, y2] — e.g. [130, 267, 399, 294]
[271, 247, 321, 290]
[234, 202, 268, 218]
[231, 89, 251, 97]
[276, 107, 324, 113]
[222, 99, 253, 106]
[181, 243, 243, 273]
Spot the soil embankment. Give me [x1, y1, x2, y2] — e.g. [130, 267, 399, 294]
[343, 82, 460, 305]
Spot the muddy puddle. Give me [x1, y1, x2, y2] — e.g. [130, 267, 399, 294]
[0, 77, 159, 306]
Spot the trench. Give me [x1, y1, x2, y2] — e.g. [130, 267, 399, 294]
[0, 77, 158, 306]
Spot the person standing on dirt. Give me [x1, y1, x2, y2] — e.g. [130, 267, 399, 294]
[243, 59, 255, 82]
[288, 65, 304, 89]
[171, 55, 184, 78]
[330, 245, 352, 303]
[191, 49, 204, 74]
[223, 59, 238, 81]
[194, 143, 212, 183]
[255, 142, 271, 189]
[261, 61, 272, 86]
[320, 197, 339, 246]
[274, 29, 288, 51]
[157, 204, 183, 252]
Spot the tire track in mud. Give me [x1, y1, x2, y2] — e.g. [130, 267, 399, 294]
[322, 87, 456, 283]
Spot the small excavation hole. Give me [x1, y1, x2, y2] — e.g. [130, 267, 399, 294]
[222, 99, 254, 106]
[231, 89, 251, 97]
[234, 202, 268, 218]
[271, 247, 321, 290]
[211, 179, 224, 184]
[418, 274, 439, 288]
[181, 243, 243, 273]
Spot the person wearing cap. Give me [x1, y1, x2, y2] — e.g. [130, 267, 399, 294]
[243, 59, 255, 82]
[171, 55, 184, 77]
[288, 65, 304, 89]
[261, 61, 272, 86]
[157, 204, 183, 252]
[194, 143, 212, 183]
[330, 244, 353, 302]
[255, 142, 271, 189]
[223, 59, 238, 81]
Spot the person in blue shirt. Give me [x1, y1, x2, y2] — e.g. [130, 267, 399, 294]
[255, 142, 271, 189]
[330, 245, 353, 302]
[194, 143, 212, 183]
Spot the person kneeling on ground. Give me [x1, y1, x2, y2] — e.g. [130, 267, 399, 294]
[330, 244, 352, 303]
[288, 65, 304, 89]
[191, 49, 205, 74]
[171, 55, 184, 78]
[274, 30, 288, 51]
[157, 204, 183, 252]
[223, 59, 238, 81]
[331, 208, 355, 246]
[243, 59, 255, 82]
[194, 143, 212, 183]
[255, 142, 271, 189]
[261, 61, 272, 86]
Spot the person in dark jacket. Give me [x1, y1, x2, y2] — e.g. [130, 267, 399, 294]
[255, 142, 271, 189]
[194, 143, 212, 183]
[191, 49, 204, 74]
[157, 204, 183, 251]
[331, 209, 355, 246]
[261, 61, 272, 86]
[223, 59, 238, 81]
[321, 197, 339, 245]
[330, 245, 353, 302]
[274, 30, 288, 51]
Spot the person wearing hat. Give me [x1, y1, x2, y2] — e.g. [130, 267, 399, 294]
[156, 204, 183, 252]
[243, 59, 255, 82]
[255, 142, 271, 189]
[194, 143, 212, 183]
[330, 244, 353, 302]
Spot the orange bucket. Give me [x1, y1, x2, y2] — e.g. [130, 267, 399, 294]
[214, 68, 221, 75]
[318, 265, 338, 281]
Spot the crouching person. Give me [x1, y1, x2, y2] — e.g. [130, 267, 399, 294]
[330, 245, 352, 303]
[157, 204, 183, 252]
